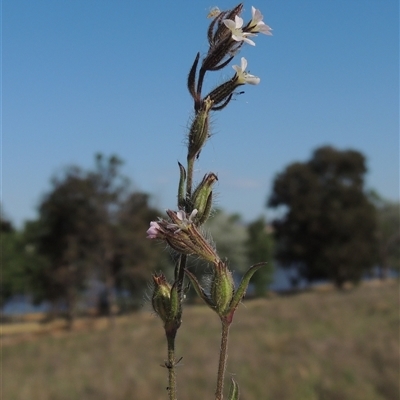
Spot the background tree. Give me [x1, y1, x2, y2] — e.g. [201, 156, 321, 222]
[1, 215, 25, 307]
[23, 154, 170, 321]
[246, 216, 274, 297]
[113, 192, 173, 311]
[33, 166, 100, 324]
[268, 146, 378, 288]
[205, 209, 249, 273]
[369, 192, 400, 278]
[85, 154, 129, 319]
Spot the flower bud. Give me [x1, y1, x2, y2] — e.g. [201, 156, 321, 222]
[151, 273, 172, 324]
[191, 172, 218, 224]
[187, 97, 213, 160]
[211, 262, 235, 316]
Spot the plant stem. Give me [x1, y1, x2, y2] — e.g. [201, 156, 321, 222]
[186, 157, 195, 198]
[215, 319, 231, 400]
[166, 330, 178, 400]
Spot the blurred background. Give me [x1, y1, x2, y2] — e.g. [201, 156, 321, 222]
[2, 1, 399, 399]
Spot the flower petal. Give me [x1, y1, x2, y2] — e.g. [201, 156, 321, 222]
[223, 19, 236, 30]
[251, 6, 263, 24]
[244, 74, 260, 85]
[147, 221, 161, 238]
[243, 37, 256, 46]
[232, 57, 260, 85]
[234, 15, 244, 29]
[240, 57, 247, 71]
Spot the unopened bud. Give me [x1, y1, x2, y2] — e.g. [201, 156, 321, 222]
[211, 262, 235, 316]
[188, 97, 213, 160]
[151, 273, 172, 324]
[191, 173, 218, 224]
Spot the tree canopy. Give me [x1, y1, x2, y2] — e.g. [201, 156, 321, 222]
[246, 216, 274, 296]
[268, 146, 378, 288]
[2, 155, 171, 318]
[369, 192, 400, 277]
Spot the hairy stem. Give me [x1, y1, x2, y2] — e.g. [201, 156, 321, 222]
[166, 331, 178, 400]
[215, 319, 231, 400]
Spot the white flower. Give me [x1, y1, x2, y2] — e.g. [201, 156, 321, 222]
[247, 6, 272, 35]
[167, 209, 198, 232]
[176, 209, 198, 223]
[223, 16, 257, 46]
[233, 57, 260, 85]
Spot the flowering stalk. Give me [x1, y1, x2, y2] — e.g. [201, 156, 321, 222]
[147, 4, 271, 399]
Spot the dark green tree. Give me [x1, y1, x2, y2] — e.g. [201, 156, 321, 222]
[114, 192, 172, 311]
[204, 209, 249, 274]
[85, 154, 129, 320]
[1, 215, 23, 307]
[268, 146, 378, 288]
[1, 214, 52, 309]
[34, 166, 100, 324]
[376, 202, 400, 277]
[369, 192, 400, 278]
[30, 154, 169, 321]
[246, 216, 274, 297]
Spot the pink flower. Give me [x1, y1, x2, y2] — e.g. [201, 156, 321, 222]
[147, 221, 162, 239]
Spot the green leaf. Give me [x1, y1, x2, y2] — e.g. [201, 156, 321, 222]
[184, 268, 214, 308]
[177, 162, 187, 209]
[228, 262, 267, 315]
[227, 378, 240, 400]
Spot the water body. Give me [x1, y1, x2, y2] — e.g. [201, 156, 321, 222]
[2, 266, 397, 316]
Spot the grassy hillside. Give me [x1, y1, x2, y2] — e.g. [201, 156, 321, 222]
[3, 281, 399, 400]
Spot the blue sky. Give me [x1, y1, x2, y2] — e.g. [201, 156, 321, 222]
[2, 0, 399, 227]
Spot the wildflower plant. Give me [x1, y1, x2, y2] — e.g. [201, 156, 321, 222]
[147, 4, 272, 399]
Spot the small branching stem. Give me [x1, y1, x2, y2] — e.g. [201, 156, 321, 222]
[215, 319, 231, 400]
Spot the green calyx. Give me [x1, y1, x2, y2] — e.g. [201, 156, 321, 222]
[205, 77, 237, 111]
[211, 262, 235, 315]
[151, 273, 172, 324]
[151, 274, 181, 330]
[184, 263, 235, 318]
[191, 172, 218, 224]
[185, 262, 267, 321]
[187, 97, 213, 160]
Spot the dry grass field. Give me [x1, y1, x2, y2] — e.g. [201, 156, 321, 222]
[2, 280, 399, 400]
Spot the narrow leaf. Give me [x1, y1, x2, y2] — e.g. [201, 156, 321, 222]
[229, 262, 267, 314]
[184, 269, 214, 308]
[177, 162, 187, 209]
[227, 378, 240, 400]
[187, 52, 200, 102]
